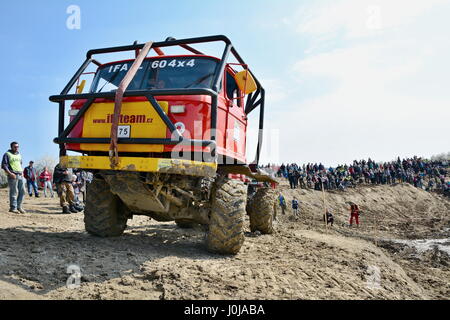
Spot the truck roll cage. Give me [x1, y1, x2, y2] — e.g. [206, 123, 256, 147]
[49, 35, 266, 165]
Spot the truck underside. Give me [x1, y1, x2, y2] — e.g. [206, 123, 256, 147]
[83, 169, 252, 255]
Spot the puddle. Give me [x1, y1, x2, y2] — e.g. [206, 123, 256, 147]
[391, 238, 450, 255]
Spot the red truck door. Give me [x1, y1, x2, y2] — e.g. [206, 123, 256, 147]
[224, 70, 247, 163]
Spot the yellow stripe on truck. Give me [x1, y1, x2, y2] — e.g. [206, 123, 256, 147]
[60, 156, 218, 177]
[81, 101, 169, 152]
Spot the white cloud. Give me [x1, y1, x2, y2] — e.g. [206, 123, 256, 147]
[261, 77, 289, 104]
[296, 0, 447, 41]
[294, 40, 426, 100]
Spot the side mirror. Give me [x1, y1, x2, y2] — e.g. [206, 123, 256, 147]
[76, 79, 86, 94]
[234, 70, 257, 94]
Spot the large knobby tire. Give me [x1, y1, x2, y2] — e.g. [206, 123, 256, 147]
[84, 178, 128, 237]
[206, 176, 246, 255]
[247, 188, 277, 234]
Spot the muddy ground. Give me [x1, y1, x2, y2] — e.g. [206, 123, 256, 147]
[0, 182, 449, 300]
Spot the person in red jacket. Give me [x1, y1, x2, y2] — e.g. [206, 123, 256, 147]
[349, 202, 360, 227]
[39, 167, 54, 198]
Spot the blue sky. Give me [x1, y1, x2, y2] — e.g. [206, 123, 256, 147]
[0, 0, 449, 167]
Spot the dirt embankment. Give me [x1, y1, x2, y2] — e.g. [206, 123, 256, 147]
[0, 182, 449, 300]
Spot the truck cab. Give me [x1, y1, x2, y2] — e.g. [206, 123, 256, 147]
[66, 54, 250, 166]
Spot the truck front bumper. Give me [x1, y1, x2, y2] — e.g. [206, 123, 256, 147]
[60, 156, 217, 177]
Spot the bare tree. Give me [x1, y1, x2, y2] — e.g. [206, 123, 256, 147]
[34, 155, 58, 177]
[0, 169, 7, 188]
[431, 152, 450, 162]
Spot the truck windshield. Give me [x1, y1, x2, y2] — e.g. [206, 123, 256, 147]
[90, 57, 218, 93]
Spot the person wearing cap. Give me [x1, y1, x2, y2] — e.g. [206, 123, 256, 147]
[1, 142, 26, 213]
[23, 161, 40, 197]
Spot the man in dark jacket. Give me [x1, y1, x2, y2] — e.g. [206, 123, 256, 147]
[324, 210, 334, 226]
[23, 161, 39, 197]
[292, 197, 299, 217]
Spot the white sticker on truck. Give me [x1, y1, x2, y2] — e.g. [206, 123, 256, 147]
[117, 125, 131, 138]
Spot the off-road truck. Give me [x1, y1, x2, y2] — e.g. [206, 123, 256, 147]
[50, 35, 277, 254]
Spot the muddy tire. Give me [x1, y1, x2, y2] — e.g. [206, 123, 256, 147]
[175, 219, 197, 229]
[84, 178, 128, 237]
[206, 176, 246, 255]
[247, 188, 277, 234]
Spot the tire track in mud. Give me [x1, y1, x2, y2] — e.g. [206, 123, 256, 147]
[0, 186, 448, 299]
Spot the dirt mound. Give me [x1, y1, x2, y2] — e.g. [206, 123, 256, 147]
[0, 280, 42, 300]
[0, 184, 449, 300]
[278, 182, 450, 240]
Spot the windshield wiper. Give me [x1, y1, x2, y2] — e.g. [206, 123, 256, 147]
[98, 71, 121, 93]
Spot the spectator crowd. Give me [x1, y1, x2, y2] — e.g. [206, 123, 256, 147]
[22, 162, 91, 205]
[267, 156, 449, 195]
[2, 141, 93, 214]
